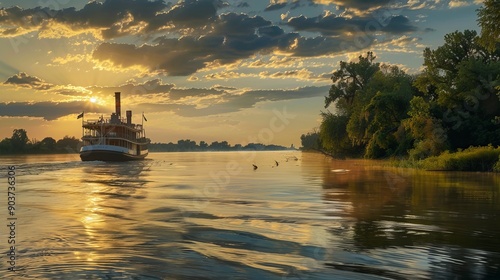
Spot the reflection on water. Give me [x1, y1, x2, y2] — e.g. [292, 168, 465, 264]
[0, 152, 499, 279]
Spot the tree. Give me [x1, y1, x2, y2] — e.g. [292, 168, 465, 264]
[318, 112, 362, 158]
[40, 137, 57, 152]
[320, 55, 415, 158]
[0, 138, 11, 154]
[177, 139, 197, 151]
[477, 0, 500, 52]
[402, 96, 448, 159]
[325, 52, 380, 113]
[10, 129, 29, 152]
[345, 65, 414, 157]
[415, 30, 493, 103]
[56, 136, 81, 153]
[209, 141, 230, 150]
[199, 141, 208, 149]
[300, 131, 320, 150]
[414, 30, 500, 150]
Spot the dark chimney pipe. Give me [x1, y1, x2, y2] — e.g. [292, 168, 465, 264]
[126, 110, 132, 125]
[115, 92, 121, 117]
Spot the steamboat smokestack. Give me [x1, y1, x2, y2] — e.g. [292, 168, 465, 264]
[115, 92, 121, 117]
[126, 110, 132, 125]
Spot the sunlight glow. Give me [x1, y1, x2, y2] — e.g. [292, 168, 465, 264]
[89, 97, 97, 103]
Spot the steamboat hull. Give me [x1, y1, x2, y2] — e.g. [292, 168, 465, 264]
[80, 150, 148, 161]
[80, 145, 148, 161]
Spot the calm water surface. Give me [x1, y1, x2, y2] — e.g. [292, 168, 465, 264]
[1, 151, 499, 279]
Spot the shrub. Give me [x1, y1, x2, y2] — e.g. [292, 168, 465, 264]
[421, 145, 500, 171]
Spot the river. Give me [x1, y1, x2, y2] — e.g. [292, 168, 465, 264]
[0, 151, 499, 279]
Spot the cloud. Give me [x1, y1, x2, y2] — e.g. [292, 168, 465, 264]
[258, 69, 328, 81]
[373, 37, 424, 55]
[332, 0, 392, 10]
[92, 29, 378, 74]
[449, 0, 470, 8]
[4, 72, 53, 90]
[137, 85, 330, 117]
[50, 54, 88, 65]
[381, 15, 418, 34]
[167, 87, 225, 101]
[89, 79, 175, 96]
[204, 71, 255, 80]
[305, 0, 392, 12]
[286, 13, 418, 37]
[0, 72, 328, 119]
[93, 6, 413, 75]
[145, 0, 227, 33]
[265, 3, 288, 11]
[92, 12, 299, 75]
[0, 101, 106, 120]
[244, 56, 303, 68]
[0, 0, 425, 77]
[0, 0, 227, 39]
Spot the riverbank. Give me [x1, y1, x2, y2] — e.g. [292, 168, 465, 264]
[305, 145, 500, 173]
[392, 145, 500, 172]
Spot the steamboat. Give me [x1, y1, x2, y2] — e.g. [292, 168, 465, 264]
[79, 92, 149, 161]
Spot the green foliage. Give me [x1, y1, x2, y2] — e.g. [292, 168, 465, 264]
[0, 138, 12, 154]
[308, 10, 500, 169]
[325, 51, 380, 111]
[477, 0, 500, 52]
[56, 136, 81, 153]
[319, 112, 350, 155]
[149, 141, 290, 152]
[403, 96, 448, 159]
[10, 129, 29, 152]
[411, 29, 500, 151]
[300, 131, 320, 150]
[318, 112, 363, 158]
[0, 130, 82, 154]
[40, 137, 57, 151]
[361, 68, 413, 158]
[420, 146, 500, 172]
[318, 54, 416, 158]
[493, 155, 500, 173]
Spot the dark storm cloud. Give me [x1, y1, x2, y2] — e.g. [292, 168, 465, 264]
[286, 13, 417, 36]
[1, 0, 422, 76]
[146, 0, 227, 32]
[4, 72, 53, 90]
[211, 13, 271, 36]
[0, 101, 106, 120]
[0, 0, 226, 38]
[92, 18, 386, 74]
[92, 13, 299, 75]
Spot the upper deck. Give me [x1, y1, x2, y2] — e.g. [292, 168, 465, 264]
[82, 116, 144, 133]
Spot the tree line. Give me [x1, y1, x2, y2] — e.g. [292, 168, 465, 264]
[301, 1, 500, 160]
[0, 128, 294, 155]
[0, 129, 80, 154]
[150, 140, 293, 152]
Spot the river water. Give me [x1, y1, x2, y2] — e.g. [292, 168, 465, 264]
[0, 151, 499, 279]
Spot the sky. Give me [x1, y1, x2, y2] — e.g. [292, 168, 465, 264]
[0, 0, 484, 147]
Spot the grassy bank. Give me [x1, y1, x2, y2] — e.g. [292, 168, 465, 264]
[395, 145, 500, 172]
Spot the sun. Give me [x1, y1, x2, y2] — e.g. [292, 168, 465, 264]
[89, 97, 97, 103]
